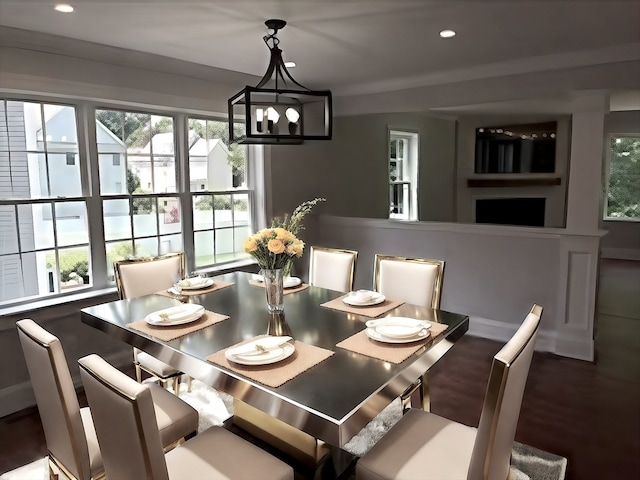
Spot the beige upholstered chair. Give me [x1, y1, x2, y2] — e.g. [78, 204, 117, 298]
[79, 354, 294, 480]
[113, 252, 188, 394]
[16, 319, 198, 480]
[356, 304, 543, 480]
[308, 246, 358, 292]
[373, 254, 445, 308]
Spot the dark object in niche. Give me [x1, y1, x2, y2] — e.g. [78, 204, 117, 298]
[476, 198, 546, 227]
[475, 122, 556, 174]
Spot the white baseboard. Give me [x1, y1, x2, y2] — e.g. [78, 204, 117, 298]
[1, 350, 132, 417]
[467, 315, 593, 361]
[601, 247, 640, 261]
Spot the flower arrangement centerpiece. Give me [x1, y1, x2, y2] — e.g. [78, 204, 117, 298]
[269, 197, 325, 277]
[243, 227, 304, 313]
[243, 227, 305, 271]
[244, 197, 325, 312]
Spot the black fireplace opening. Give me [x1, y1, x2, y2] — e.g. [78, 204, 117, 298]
[476, 197, 546, 227]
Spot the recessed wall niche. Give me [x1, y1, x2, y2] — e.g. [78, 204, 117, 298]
[475, 121, 557, 174]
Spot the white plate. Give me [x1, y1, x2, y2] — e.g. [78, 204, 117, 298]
[343, 292, 386, 306]
[177, 278, 214, 290]
[284, 277, 302, 288]
[366, 317, 431, 339]
[251, 273, 264, 282]
[145, 304, 205, 326]
[226, 342, 295, 365]
[365, 326, 430, 344]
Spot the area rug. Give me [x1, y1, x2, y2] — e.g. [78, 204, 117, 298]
[1, 380, 566, 480]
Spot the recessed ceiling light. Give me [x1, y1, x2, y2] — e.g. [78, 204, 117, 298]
[284, 61, 296, 68]
[54, 4, 74, 13]
[439, 29, 456, 39]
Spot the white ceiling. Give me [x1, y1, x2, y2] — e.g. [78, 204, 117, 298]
[1, 0, 639, 106]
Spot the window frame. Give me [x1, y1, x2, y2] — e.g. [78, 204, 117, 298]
[388, 129, 419, 221]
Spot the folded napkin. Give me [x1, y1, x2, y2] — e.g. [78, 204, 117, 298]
[229, 336, 293, 357]
[152, 304, 199, 322]
[177, 277, 207, 288]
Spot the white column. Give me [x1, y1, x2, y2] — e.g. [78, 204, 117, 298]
[565, 91, 609, 231]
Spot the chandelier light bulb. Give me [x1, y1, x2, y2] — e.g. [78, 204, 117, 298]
[266, 107, 280, 134]
[285, 108, 300, 124]
[266, 107, 280, 122]
[256, 108, 264, 132]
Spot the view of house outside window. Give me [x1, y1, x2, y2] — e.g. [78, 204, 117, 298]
[0, 100, 91, 303]
[0, 98, 254, 306]
[605, 135, 640, 220]
[96, 109, 183, 276]
[188, 117, 250, 268]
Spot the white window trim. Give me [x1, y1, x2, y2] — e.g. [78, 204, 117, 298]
[388, 129, 419, 221]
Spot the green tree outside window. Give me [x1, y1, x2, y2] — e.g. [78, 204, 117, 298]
[606, 136, 640, 219]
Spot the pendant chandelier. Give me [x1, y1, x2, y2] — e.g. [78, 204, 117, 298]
[228, 19, 333, 145]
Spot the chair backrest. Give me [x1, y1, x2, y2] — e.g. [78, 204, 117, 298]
[79, 354, 169, 480]
[113, 252, 185, 299]
[373, 254, 444, 308]
[16, 319, 91, 480]
[468, 304, 542, 480]
[308, 246, 358, 292]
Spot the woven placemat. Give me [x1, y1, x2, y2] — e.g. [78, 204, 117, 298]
[320, 294, 405, 318]
[248, 280, 310, 295]
[155, 280, 235, 298]
[207, 336, 334, 388]
[127, 310, 229, 342]
[336, 322, 448, 364]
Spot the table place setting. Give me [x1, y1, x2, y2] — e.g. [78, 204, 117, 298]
[157, 277, 236, 298]
[249, 273, 310, 294]
[126, 304, 230, 342]
[207, 334, 334, 388]
[320, 289, 405, 318]
[336, 317, 449, 364]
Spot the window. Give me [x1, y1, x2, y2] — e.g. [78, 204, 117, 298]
[0, 99, 91, 303]
[604, 135, 640, 220]
[389, 130, 418, 220]
[1, 97, 257, 307]
[96, 109, 182, 274]
[188, 117, 250, 268]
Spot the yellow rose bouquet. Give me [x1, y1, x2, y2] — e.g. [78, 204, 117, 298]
[243, 227, 305, 270]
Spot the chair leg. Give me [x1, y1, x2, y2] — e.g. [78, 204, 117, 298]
[187, 375, 192, 392]
[48, 458, 58, 480]
[172, 376, 180, 395]
[401, 372, 431, 412]
[135, 363, 142, 383]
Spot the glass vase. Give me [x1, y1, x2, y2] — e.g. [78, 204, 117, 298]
[262, 268, 284, 313]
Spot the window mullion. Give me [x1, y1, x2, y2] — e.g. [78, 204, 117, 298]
[78, 102, 108, 288]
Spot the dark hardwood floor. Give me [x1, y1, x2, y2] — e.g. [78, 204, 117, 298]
[2, 259, 638, 480]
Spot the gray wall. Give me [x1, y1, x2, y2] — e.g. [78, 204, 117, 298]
[268, 113, 457, 222]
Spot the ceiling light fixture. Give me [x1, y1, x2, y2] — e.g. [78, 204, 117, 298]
[54, 4, 74, 13]
[228, 19, 333, 145]
[439, 29, 456, 38]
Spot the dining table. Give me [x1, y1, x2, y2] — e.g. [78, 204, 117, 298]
[80, 270, 469, 472]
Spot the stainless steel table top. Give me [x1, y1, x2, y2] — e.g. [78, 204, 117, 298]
[81, 271, 469, 447]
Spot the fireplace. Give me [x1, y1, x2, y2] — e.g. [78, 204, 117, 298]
[475, 197, 546, 227]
